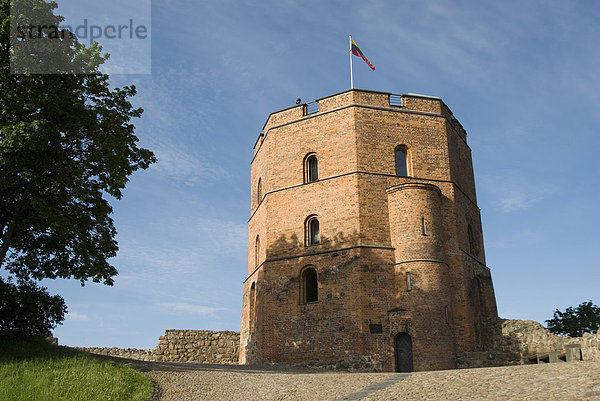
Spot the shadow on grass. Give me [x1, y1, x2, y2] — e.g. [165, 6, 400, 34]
[0, 337, 87, 363]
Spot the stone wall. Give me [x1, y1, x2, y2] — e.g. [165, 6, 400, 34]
[75, 320, 598, 371]
[76, 346, 155, 361]
[76, 330, 239, 364]
[458, 318, 600, 368]
[154, 330, 239, 363]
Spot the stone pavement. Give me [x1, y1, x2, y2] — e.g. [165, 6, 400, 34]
[363, 361, 600, 401]
[112, 357, 600, 400]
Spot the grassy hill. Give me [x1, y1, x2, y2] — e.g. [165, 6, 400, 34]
[0, 338, 152, 401]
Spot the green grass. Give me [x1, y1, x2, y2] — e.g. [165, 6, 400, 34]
[0, 338, 152, 401]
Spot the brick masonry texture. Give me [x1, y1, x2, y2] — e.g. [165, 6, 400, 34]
[76, 330, 239, 364]
[240, 89, 499, 372]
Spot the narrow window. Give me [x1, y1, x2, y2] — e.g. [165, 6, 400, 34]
[406, 272, 412, 291]
[445, 306, 449, 324]
[249, 282, 256, 332]
[257, 178, 262, 204]
[421, 217, 427, 236]
[302, 267, 318, 303]
[468, 224, 477, 255]
[476, 277, 485, 308]
[395, 147, 408, 177]
[307, 217, 320, 246]
[255, 235, 260, 267]
[305, 154, 318, 183]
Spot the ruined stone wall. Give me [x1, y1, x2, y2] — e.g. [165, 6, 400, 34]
[458, 319, 600, 368]
[76, 330, 239, 364]
[154, 330, 239, 363]
[76, 346, 155, 361]
[74, 319, 598, 371]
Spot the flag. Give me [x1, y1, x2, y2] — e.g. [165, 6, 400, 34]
[351, 38, 375, 71]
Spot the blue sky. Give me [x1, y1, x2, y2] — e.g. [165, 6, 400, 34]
[44, 0, 600, 348]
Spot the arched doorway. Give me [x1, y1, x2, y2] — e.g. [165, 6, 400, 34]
[394, 333, 414, 372]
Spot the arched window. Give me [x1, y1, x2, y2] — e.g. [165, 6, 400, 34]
[306, 216, 320, 246]
[249, 282, 256, 332]
[301, 267, 318, 303]
[395, 146, 409, 177]
[305, 154, 318, 183]
[255, 235, 260, 267]
[257, 178, 262, 204]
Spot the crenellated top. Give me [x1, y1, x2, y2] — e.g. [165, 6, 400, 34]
[254, 89, 467, 156]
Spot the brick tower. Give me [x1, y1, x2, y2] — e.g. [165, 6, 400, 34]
[240, 89, 498, 372]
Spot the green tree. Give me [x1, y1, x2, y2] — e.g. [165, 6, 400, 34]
[546, 301, 600, 337]
[0, 0, 156, 287]
[0, 277, 66, 339]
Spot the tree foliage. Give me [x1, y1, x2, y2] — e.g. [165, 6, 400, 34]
[0, 0, 156, 285]
[0, 276, 66, 339]
[546, 300, 600, 337]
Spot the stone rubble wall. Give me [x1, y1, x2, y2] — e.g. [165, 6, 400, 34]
[76, 330, 240, 364]
[458, 318, 600, 368]
[154, 330, 239, 363]
[499, 319, 599, 361]
[74, 320, 598, 370]
[76, 346, 156, 361]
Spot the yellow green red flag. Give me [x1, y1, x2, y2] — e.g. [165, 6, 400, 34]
[351, 38, 375, 70]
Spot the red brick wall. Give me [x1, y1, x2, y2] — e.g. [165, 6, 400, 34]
[241, 89, 498, 371]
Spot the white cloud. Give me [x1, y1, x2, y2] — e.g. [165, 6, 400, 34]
[486, 228, 543, 249]
[480, 171, 555, 213]
[111, 211, 246, 305]
[149, 140, 230, 185]
[110, 66, 234, 188]
[115, 216, 246, 273]
[157, 302, 224, 316]
[66, 311, 90, 322]
[496, 190, 548, 213]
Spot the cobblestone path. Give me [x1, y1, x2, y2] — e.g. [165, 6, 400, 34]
[114, 358, 600, 400]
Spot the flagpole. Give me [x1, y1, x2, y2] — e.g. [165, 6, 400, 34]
[349, 35, 354, 89]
